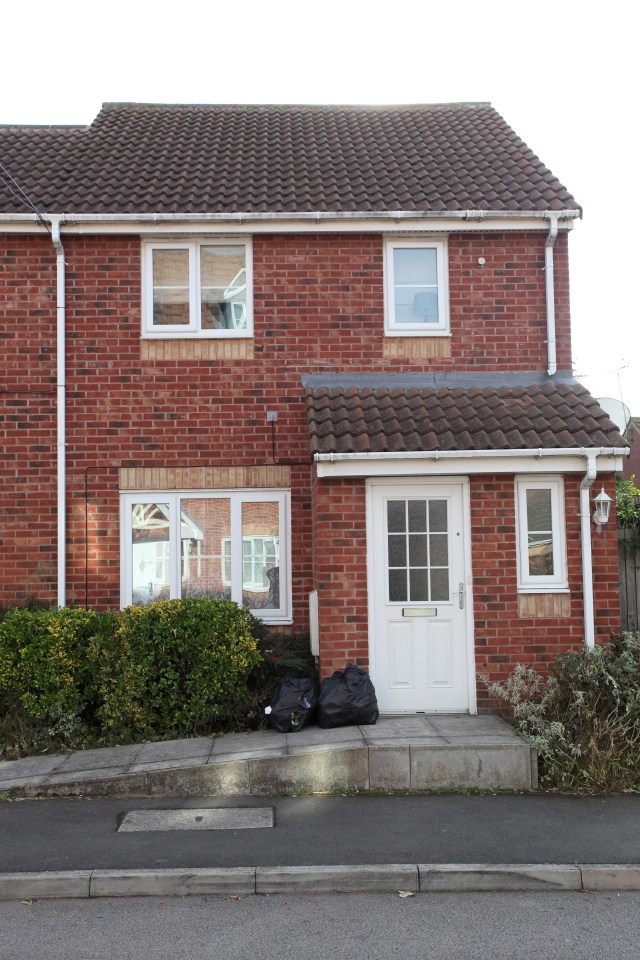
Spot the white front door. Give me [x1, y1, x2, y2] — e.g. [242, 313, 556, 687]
[368, 481, 472, 713]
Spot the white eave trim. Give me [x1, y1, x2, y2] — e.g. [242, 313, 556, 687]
[0, 209, 581, 235]
[314, 447, 627, 478]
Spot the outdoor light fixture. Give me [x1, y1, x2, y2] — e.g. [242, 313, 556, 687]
[592, 487, 613, 526]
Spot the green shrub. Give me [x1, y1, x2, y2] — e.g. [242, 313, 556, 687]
[89, 598, 262, 739]
[0, 606, 114, 754]
[484, 633, 640, 792]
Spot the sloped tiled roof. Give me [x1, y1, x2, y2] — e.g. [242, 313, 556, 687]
[305, 381, 624, 455]
[0, 102, 580, 215]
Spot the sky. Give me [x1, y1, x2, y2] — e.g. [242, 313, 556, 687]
[2, 0, 637, 420]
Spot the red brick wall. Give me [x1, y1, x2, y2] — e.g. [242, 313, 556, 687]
[0, 228, 576, 627]
[311, 473, 621, 702]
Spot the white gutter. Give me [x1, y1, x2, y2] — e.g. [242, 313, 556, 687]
[579, 456, 598, 649]
[545, 216, 559, 376]
[50, 216, 66, 608]
[314, 447, 629, 463]
[0, 208, 582, 225]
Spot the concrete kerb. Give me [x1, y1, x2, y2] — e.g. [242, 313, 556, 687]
[1, 864, 639, 900]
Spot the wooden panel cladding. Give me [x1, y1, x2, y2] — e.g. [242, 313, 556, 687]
[140, 339, 254, 361]
[119, 465, 291, 491]
[518, 593, 571, 619]
[383, 337, 452, 359]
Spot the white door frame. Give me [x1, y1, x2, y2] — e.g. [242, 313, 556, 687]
[366, 476, 477, 714]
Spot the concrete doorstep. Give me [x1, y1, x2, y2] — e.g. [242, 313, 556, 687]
[1, 864, 639, 900]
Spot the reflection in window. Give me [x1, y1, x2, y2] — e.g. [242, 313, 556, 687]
[387, 498, 450, 602]
[131, 503, 170, 605]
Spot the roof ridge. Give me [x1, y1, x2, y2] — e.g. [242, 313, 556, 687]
[99, 101, 494, 113]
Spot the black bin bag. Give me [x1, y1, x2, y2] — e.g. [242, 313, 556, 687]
[317, 664, 379, 729]
[265, 677, 317, 733]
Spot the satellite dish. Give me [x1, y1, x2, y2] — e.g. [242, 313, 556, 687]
[596, 397, 631, 434]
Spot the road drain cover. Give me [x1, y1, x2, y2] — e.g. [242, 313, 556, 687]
[118, 807, 274, 832]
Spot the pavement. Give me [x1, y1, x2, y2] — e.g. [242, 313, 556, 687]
[0, 716, 639, 899]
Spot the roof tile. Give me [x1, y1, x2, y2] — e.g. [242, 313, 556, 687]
[305, 382, 624, 454]
[0, 102, 580, 214]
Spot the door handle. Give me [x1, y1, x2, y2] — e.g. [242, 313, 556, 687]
[458, 582, 465, 609]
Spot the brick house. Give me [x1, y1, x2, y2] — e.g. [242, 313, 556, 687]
[0, 103, 627, 713]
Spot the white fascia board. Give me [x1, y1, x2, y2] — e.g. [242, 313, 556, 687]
[0, 210, 579, 235]
[315, 451, 624, 479]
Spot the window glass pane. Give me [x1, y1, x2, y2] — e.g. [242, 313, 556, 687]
[180, 498, 231, 600]
[428, 500, 447, 532]
[389, 568, 407, 602]
[131, 503, 170, 604]
[408, 534, 428, 567]
[409, 569, 429, 602]
[388, 534, 407, 567]
[393, 247, 437, 284]
[152, 249, 190, 326]
[242, 501, 280, 609]
[407, 500, 427, 532]
[528, 534, 554, 576]
[525, 488, 554, 577]
[387, 500, 406, 533]
[526, 489, 552, 533]
[430, 568, 450, 601]
[201, 246, 247, 331]
[392, 248, 438, 324]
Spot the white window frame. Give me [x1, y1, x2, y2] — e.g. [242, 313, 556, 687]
[142, 239, 253, 339]
[515, 476, 568, 592]
[121, 489, 291, 622]
[384, 237, 450, 336]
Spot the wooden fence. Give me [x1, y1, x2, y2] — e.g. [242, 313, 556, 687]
[619, 529, 640, 632]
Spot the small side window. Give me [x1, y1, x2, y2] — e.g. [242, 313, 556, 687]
[515, 477, 567, 591]
[384, 238, 449, 336]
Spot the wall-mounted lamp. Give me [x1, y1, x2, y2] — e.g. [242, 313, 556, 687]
[592, 487, 613, 526]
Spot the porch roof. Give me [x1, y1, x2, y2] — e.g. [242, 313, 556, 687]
[303, 374, 625, 455]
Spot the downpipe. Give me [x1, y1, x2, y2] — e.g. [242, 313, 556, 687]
[50, 216, 66, 608]
[545, 216, 558, 377]
[579, 456, 597, 649]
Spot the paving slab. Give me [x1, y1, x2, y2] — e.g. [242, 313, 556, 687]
[410, 744, 532, 790]
[136, 737, 213, 762]
[54, 744, 143, 771]
[118, 806, 275, 831]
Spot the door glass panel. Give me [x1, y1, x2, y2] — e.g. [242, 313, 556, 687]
[180, 498, 231, 600]
[388, 535, 407, 566]
[389, 568, 407, 602]
[387, 500, 406, 532]
[409, 569, 429, 602]
[429, 533, 448, 567]
[242, 500, 280, 609]
[131, 503, 170, 604]
[429, 500, 447, 532]
[386, 497, 451, 603]
[408, 534, 428, 566]
[430, 568, 450, 601]
[408, 500, 427, 532]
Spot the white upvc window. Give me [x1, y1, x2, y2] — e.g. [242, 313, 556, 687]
[515, 476, 568, 592]
[121, 490, 290, 621]
[384, 238, 449, 335]
[142, 239, 253, 338]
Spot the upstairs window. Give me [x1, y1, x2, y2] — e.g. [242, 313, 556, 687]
[384, 238, 449, 336]
[515, 477, 568, 591]
[143, 239, 253, 337]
